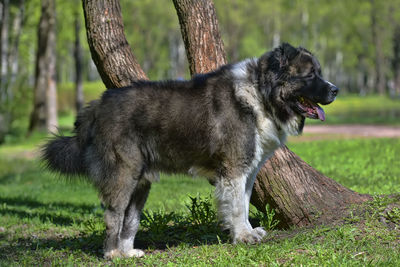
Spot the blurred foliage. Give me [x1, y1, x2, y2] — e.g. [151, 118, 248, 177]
[10, 0, 400, 88]
[1, 0, 400, 138]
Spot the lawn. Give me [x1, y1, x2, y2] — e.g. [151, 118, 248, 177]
[309, 94, 400, 125]
[0, 134, 399, 266]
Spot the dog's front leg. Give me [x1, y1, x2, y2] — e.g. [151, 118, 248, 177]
[215, 173, 266, 244]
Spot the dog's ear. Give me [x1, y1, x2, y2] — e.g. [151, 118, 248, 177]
[279, 43, 300, 67]
[257, 52, 274, 99]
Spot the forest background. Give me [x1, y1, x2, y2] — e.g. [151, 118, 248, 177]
[1, 0, 400, 140]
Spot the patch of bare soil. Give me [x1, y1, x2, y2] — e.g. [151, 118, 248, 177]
[291, 125, 400, 142]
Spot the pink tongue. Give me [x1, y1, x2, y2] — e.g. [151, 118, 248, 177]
[315, 106, 325, 121]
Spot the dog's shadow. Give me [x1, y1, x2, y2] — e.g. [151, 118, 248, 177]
[0, 196, 232, 258]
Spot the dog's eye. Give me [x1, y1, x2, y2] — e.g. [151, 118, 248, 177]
[305, 73, 314, 79]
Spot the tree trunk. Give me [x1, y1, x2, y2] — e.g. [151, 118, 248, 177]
[172, 0, 371, 228]
[0, 0, 24, 143]
[28, 0, 58, 133]
[172, 0, 226, 76]
[370, 0, 386, 95]
[46, 3, 57, 133]
[251, 147, 370, 228]
[7, 0, 25, 97]
[0, 0, 9, 102]
[74, 10, 84, 112]
[392, 25, 400, 97]
[82, 0, 147, 89]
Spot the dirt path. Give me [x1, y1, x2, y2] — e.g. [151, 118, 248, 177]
[299, 125, 400, 141]
[304, 125, 400, 138]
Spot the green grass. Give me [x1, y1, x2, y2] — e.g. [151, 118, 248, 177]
[310, 94, 400, 125]
[287, 138, 400, 194]
[0, 135, 399, 265]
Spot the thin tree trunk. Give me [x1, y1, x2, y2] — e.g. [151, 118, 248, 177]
[46, 3, 57, 133]
[28, 0, 58, 133]
[392, 25, 400, 97]
[172, 0, 371, 228]
[7, 0, 25, 96]
[0, 0, 24, 143]
[370, 0, 386, 95]
[82, 0, 147, 89]
[74, 11, 84, 112]
[0, 0, 9, 102]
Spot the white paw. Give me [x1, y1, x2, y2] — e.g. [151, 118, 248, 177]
[104, 248, 145, 259]
[124, 249, 145, 258]
[104, 249, 121, 259]
[233, 227, 267, 244]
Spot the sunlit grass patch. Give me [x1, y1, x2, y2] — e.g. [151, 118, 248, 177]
[288, 138, 400, 194]
[310, 94, 400, 125]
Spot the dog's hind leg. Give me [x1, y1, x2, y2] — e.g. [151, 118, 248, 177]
[118, 175, 152, 258]
[92, 154, 147, 259]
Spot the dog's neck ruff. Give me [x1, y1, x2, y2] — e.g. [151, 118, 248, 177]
[230, 58, 303, 141]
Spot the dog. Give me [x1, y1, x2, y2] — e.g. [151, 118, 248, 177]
[42, 43, 338, 258]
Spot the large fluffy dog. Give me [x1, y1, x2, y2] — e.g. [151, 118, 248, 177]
[42, 43, 338, 258]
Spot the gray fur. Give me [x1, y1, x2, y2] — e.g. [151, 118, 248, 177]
[42, 43, 338, 258]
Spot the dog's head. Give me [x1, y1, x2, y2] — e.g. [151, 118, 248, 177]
[258, 43, 339, 124]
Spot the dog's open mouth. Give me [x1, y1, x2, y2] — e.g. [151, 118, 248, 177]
[296, 97, 325, 121]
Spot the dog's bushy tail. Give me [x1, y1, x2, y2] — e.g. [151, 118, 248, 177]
[41, 100, 99, 177]
[41, 135, 85, 176]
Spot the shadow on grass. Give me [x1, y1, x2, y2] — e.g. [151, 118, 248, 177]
[0, 232, 105, 260]
[0, 195, 230, 259]
[0, 195, 101, 226]
[0, 224, 230, 260]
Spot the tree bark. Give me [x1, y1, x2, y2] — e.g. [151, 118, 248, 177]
[251, 147, 370, 228]
[172, 0, 371, 228]
[82, 0, 147, 89]
[74, 10, 84, 112]
[172, 0, 226, 76]
[28, 0, 58, 133]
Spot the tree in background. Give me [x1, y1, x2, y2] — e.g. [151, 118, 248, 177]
[0, 0, 25, 142]
[370, 0, 386, 95]
[393, 25, 400, 97]
[28, 0, 57, 133]
[74, 4, 84, 112]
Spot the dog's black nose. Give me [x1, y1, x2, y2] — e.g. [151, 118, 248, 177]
[331, 85, 339, 96]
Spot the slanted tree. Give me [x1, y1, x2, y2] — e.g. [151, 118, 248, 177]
[28, 0, 58, 133]
[82, 0, 147, 88]
[82, 0, 371, 228]
[173, 0, 371, 228]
